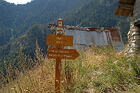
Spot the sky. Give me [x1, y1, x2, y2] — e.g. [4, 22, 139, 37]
[5, 0, 32, 5]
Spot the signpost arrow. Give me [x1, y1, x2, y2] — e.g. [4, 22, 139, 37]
[47, 48, 79, 60]
[46, 19, 80, 93]
[46, 34, 73, 46]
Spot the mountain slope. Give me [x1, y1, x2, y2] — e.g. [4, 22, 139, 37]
[0, 0, 92, 71]
[0, 0, 89, 46]
[64, 0, 130, 41]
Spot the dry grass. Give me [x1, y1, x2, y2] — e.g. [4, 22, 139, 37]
[0, 46, 139, 93]
[0, 60, 55, 93]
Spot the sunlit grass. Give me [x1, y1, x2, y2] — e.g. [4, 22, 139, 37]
[0, 46, 139, 93]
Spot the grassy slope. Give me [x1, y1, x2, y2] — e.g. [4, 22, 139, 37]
[0, 46, 139, 93]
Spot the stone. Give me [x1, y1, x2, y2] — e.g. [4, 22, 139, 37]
[133, 0, 140, 20]
[126, 20, 140, 54]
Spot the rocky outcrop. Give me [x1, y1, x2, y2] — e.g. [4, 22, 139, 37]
[127, 20, 140, 54]
[126, 0, 140, 54]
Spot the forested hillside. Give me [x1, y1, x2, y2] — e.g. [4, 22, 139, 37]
[0, 0, 130, 72]
[64, 0, 130, 41]
[0, 0, 88, 46]
[0, 0, 91, 73]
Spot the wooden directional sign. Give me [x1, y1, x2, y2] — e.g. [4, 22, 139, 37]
[46, 19, 80, 93]
[46, 34, 73, 46]
[47, 48, 79, 60]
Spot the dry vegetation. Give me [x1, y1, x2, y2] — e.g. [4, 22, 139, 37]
[0, 46, 140, 93]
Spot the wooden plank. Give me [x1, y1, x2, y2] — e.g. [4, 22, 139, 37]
[115, 0, 135, 17]
[119, 0, 135, 4]
[114, 5, 133, 17]
[47, 48, 79, 60]
[119, 3, 134, 9]
[55, 58, 61, 93]
[46, 34, 73, 46]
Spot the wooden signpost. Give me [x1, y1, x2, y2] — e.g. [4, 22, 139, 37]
[47, 48, 79, 60]
[46, 18, 79, 93]
[46, 34, 73, 46]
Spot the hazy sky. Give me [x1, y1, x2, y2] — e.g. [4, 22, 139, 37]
[5, 0, 32, 5]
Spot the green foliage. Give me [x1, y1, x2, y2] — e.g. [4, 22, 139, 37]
[63, 48, 140, 93]
[64, 0, 130, 42]
[0, 24, 48, 61]
[63, 50, 92, 92]
[0, 24, 49, 83]
[0, 0, 88, 46]
[0, 0, 90, 64]
[92, 57, 140, 92]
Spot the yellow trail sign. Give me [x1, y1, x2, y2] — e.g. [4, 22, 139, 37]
[47, 48, 79, 60]
[46, 34, 73, 46]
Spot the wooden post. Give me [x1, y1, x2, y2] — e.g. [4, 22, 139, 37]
[55, 58, 61, 93]
[55, 18, 63, 93]
[46, 18, 79, 93]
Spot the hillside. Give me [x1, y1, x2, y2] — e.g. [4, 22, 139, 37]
[0, 0, 130, 47]
[0, 0, 131, 73]
[64, 0, 130, 41]
[0, 47, 139, 92]
[0, 0, 88, 46]
[0, 0, 132, 86]
[0, 0, 90, 68]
